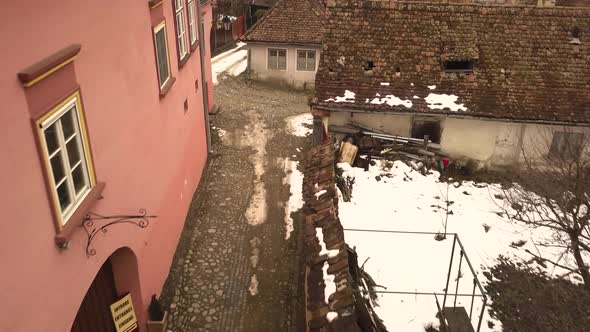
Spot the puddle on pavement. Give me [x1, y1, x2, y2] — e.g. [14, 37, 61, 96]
[241, 111, 271, 226]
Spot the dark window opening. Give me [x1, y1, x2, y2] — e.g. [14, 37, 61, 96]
[412, 119, 441, 144]
[549, 132, 584, 160]
[363, 60, 375, 71]
[444, 60, 474, 73]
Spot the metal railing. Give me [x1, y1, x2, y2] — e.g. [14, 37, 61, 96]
[344, 229, 488, 332]
[441, 233, 488, 332]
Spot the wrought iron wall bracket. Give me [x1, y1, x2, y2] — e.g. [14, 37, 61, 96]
[82, 209, 156, 256]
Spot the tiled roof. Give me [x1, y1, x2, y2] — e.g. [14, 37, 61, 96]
[303, 144, 361, 331]
[314, 1, 590, 123]
[243, 0, 325, 44]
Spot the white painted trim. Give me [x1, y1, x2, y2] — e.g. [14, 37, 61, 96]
[266, 47, 288, 71]
[40, 97, 92, 226]
[295, 48, 317, 72]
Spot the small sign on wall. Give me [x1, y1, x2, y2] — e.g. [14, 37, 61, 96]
[110, 293, 138, 332]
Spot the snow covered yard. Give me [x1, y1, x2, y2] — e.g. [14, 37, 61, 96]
[337, 160, 586, 331]
[211, 42, 247, 84]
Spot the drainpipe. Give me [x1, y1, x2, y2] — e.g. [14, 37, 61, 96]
[196, 0, 213, 153]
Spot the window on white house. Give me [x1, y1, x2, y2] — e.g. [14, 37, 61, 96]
[187, 0, 198, 46]
[549, 131, 584, 160]
[40, 95, 92, 225]
[268, 48, 287, 70]
[297, 50, 316, 71]
[174, 0, 188, 60]
[154, 22, 171, 89]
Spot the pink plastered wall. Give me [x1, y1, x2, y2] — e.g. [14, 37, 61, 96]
[0, 1, 213, 331]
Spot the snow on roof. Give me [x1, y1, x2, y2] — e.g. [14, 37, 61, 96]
[370, 94, 413, 108]
[325, 90, 356, 103]
[425, 93, 467, 112]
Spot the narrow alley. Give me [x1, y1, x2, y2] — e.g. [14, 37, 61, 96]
[160, 71, 313, 331]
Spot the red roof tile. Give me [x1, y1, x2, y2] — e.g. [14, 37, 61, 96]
[314, 2, 590, 123]
[243, 0, 325, 44]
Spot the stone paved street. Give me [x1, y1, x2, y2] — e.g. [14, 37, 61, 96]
[160, 74, 313, 331]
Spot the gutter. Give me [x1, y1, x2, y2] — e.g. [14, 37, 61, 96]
[196, 0, 213, 154]
[313, 105, 590, 127]
[241, 40, 322, 47]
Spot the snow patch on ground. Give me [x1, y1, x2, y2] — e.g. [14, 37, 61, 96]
[212, 42, 247, 84]
[248, 274, 259, 296]
[428, 85, 437, 90]
[425, 93, 467, 112]
[325, 90, 356, 103]
[337, 160, 583, 331]
[285, 113, 313, 137]
[243, 112, 269, 225]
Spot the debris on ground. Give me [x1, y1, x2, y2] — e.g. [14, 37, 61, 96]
[329, 123, 450, 176]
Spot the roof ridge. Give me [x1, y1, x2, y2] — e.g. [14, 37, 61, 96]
[242, 0, 286, 40]
[243, 0, 325, 44]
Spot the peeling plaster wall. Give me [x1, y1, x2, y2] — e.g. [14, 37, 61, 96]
[328, 111, 588, 167]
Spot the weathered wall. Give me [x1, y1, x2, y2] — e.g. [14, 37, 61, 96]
[327, 111, 589, 167]
[0, 1, 213, 331]
[330, 111, 412, 136]
[248, 43, 320, 89]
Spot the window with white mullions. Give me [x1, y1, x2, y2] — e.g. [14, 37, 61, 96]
[268, 48, 287, 70]
[175, 0, 188, 60]
[297, 50, 316, 71]
[187, 0, 197, 46]
[41, 99, 91, 223]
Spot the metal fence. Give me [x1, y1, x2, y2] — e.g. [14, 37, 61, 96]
[344, 229, 488, 332]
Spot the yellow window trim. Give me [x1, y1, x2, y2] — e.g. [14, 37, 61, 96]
[35, 90, 96, 228]
[153, 20, 172, 89]
[23, 56, 77, 88]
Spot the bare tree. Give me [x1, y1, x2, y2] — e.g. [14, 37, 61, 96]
[501, 126, 590, 291]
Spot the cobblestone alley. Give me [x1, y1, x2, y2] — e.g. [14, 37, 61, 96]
[160, 74, 313, 332]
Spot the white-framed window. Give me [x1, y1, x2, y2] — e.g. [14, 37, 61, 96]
[549, 131, 584, 160]
[153, 21, 172, 89]
[268, 48, 287, 70]
[37, 92, 94, 226]
[187, 0, 198, 46]
[174, 0, 188, 60]
[296, 49, 316, 71]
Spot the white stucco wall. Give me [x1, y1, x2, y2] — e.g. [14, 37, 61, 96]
[327, 111, 589, 168]
[331, 112, 412, 136]
[247, 43, 320, 89]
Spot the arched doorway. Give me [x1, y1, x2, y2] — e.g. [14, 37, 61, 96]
[70, 247, 142, 332]
[70, 259, 118, 332]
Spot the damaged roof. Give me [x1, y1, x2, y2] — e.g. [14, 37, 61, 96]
[242, 0, 325, 45]
[315, 1, 590, 123]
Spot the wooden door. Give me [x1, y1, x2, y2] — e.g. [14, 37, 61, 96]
[71, 259, 118, 332]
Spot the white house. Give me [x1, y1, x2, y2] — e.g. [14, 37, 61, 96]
[312, 1, 590, 168]
[242, 0, 325, 89]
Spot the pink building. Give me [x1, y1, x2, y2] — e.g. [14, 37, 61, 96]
[0, 0, 214, 331]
